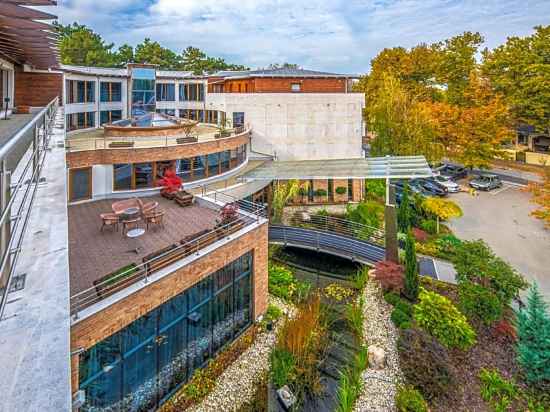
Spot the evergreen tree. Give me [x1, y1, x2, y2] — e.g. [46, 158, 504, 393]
[403, 230, 419, 301]
[516, 283, 550, 385]
[397, 182, 412, 232]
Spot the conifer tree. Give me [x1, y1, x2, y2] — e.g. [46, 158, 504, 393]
[397, 183, 412, 232]
[516, 283, 550, 385]
[404, 230, 419, 301]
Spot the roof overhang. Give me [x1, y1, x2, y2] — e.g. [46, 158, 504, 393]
[238, 156, 433, 181]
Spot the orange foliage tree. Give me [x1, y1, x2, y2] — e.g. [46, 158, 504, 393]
[528, 167, 550, 228]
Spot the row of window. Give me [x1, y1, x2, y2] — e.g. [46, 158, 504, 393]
[66, 110, 123, 131]
[78, 253, 253, 411]
[112, 145, 247, 192]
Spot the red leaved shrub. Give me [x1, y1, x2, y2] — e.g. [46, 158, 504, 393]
[412, 227, 429, 243]
[493, 319, 517, 342]
[373, 260, 404, 293]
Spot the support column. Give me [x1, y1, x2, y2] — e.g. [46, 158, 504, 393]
[385, 179, 399, 263]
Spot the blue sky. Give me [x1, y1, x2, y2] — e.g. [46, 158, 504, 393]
[56, 0, 550, 73]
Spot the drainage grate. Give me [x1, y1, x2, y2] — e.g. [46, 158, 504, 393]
[9, 274, 26, 293]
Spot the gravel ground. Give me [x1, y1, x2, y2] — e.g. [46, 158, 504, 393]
[354, 277, 403, 412]
[189, 296, 293, 412]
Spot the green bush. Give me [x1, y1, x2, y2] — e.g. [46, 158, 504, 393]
[398, 328, 454, 400]
[352, 266, 369, 290]
[434, 234, 462, 259]
[516, 283, 550, 385]
[453, 240, 527, 315]
[384, 291, 402, 306]
[270, 348, 296, 388]
[391, 308, 412, 329]
[346, 296, 365, 340]
[414, 288, 477, 350]
[459, 281, 503, 325]
[479, 368, 518, 412]
[396, 300, 413, 317]
[268, 263, 310, 302]
[420, 219, 438, 235]
[314, 188, 328, 197]
[396, 385, 429, 412]
[346, 200, 384, 229]
[365, 180, 386, 200]
[264, 304, 283, 323]
[335, 186, 347, 195]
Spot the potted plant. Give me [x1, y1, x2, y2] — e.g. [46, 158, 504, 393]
[156, 169, 183, 199]
[215, 118, 232, 138]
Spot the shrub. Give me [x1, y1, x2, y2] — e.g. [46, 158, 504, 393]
[516, 283, 550, 385]
[365, 180, 386, 200]
[396, 385, 429, 412]
[458, 281, 503, 325]
[346, 296, 365, 340]
[264, 304, 283, 324]
[346, 200, 384, 229]
[493, 319, 517, 342]
[434, 234, 462, 259]
[403, 231, 419, 301]
[384, 291, 401, 306]
[411, 227, 428, 243]
[324, 283, 354, 303]
[453, 240, 527, 313]
[420, 219, 438, 235]
[373, 260, 404, 293]
[336, 345, 369, 412]
[268, 263, 310, 302]
[391, 308, 412, 329]
[479, 368, 518, 412]
[270, 348, 296, 388]
[396, 299, 413, 316]
[398, 328, 454, 400]
[352, 266, 369, 290]
[415, 241, 439, 257]
[414, 288, 477, 350]
[398, 183, 412, 232]
[314, 188, 328, 197]
[335, 186, 347, 195]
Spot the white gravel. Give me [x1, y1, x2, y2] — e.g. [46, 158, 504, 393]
[189, 296, 292, 412]
[353, 278, 403, 412]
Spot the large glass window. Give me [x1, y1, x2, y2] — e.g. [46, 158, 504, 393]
[193, 156, 207, 180]
[66, 80, 96, 104]
[134, 163, 154, 189]
[66, 112, 95, 131]
[100, 82, 122, 102]
[78, 253, 253, 411]
[113, 164, 132, 191]
[179, 83, 204, 102]
[100, 110, 122, 125]
[156, 83, 175, 101]
[175, 158, 192, 182]
[220, 150, 230, 173]
[207, 153, 219, 177]
[131, 68, 156, 116]
[69, 168, 92, 202]
[232, 112, 245, 127]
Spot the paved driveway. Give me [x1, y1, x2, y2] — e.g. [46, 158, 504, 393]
[448, 184, 550, 298]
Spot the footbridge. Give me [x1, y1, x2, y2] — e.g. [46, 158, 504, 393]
[268, 214, 386, 266]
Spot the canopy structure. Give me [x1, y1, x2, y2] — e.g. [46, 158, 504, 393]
[238, 156, 433, 182]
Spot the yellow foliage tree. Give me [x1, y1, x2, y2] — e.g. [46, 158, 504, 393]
[528, 167, 550, 228]
[421, 197, 463, 233]
[272, 180, 300, 223]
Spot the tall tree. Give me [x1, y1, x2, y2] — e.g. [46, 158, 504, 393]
[482, 25, 550, 132]
[134, 38, 180, 69]
[180, 46, 248, 75]
[516, 283, 550, 385]
[57, 22, 116, 67]
[397, 183, 412, 232]
[115, 44, 134, 66]
[403, 230, 419, 301]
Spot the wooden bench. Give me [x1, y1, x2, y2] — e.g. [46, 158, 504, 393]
[180, 229, 216, 253]
[94, 263, 141, 299]
[108, 141, 134, 148]
[174, 190, 194, 207]
[176, 136, 198, 144]
[142, 243, 183, 274]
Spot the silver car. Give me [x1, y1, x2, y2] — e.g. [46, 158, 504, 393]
[432, 175, 461, 193]
[469, 174, 503, 191]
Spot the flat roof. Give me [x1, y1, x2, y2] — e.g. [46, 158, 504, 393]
[68, 196, 219, 296]
[238, 156, 433, 181]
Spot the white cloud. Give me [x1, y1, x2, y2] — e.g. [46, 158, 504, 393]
[56, 0, 550, 73]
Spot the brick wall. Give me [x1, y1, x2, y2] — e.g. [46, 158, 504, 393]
[254, 77, 347, 93]
[14, 70, 63, 107]
[66, 132, 250, 168]
[333, 179, 349, 203]
[70, 222, 268, 392]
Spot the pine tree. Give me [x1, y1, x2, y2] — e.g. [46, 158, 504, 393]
[404, 230, 419, 301]
[516, 283, 550, 385]
[398, 183, 412, 232]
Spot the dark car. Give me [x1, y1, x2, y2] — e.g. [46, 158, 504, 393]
[438, 164, 468, 181]
[469, 174, 503, 191]
[412, 178, 448, 197]
[393, 180, 427, 205]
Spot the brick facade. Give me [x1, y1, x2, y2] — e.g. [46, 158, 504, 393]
[70, 222, 268, 392]
[66, 132, 249, 168]
[290, 179, 364, 205]
[14, 70, 63, 107]
[210, 77, 350, 94]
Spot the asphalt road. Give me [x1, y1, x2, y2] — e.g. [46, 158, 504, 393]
[448, 185, 550, 298]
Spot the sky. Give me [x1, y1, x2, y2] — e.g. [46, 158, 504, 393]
[55, 0, 550, 74]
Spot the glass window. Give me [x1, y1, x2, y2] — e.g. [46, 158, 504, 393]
[188, 277, 211, 310]
[232, 112, 245, 127]
[212, 287, 233, 352]
[100, 82, 122, 102]
[69, 168, 91, 202]
[291, 83, 301, 92]
[100, 110, 122, 125]
[234, 272, 251, 336]
[113, 164, 132, 191]
[134, 163, 154, 189]
[193, 156, 206, 180]
[156, 83, 175, 101]
[220, 150, 230, 173]
[175, 158, 192, 182]
[131, 68, 156, 116]
[187, 302, 211, 373]
[207, 153, 219, 177]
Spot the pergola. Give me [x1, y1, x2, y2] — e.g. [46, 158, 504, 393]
[0, 1, 59, 69]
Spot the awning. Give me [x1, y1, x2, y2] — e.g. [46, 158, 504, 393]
[238, 156, 433, 181]
[205, 180, 271, 201]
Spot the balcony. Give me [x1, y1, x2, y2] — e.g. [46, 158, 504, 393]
[69, 192, 266, 317]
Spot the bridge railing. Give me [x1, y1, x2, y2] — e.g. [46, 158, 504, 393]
[287, 213, 385, 246]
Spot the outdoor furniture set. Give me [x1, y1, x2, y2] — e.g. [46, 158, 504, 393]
[100, 198, 165, 236]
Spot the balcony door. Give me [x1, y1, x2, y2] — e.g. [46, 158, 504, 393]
[69, 167, 92, 202]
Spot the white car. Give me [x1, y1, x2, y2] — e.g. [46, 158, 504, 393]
[431, 174, 461, 193]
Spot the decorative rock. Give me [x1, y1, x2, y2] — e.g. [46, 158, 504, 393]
[301, 212, 311, 222]
[277, 385, 297, 411]
[368, 345, 386, 369]
[368, 268, 376, 278]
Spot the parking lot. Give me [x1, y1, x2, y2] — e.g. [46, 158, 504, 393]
[447, 183, 550, 298]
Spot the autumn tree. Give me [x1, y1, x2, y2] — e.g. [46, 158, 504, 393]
[272, 180, 300, 223]
[482, 25, 550, 132]
[528, 166, 550, 228]
[421, 197, 462, 233]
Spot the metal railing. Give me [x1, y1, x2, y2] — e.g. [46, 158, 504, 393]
[200, 185, 268, 218]
[65, 125, 251, 153]
[0, 97, 59, 320]
[286, 213, 385, 246]
[69, 193, 267, 318]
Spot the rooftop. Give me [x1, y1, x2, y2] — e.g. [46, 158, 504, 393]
[60, 64, 197, 79]
[68, 195, 219, 296]
[213, 67, 358, 79]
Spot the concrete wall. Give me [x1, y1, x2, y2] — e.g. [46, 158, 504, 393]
[206, 92, 364, 161]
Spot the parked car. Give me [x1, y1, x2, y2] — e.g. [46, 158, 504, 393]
[430, 175, 461, 193]
[411, 178, 448, 197]
[438, 164, 468, 180]
[469, 174, 503, 191]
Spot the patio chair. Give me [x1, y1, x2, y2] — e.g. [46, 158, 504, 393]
[122, 217, 142, 236]
[144, 210, 165, 231]
[112, 198, 138, 214]
[100, 213, 119, 232]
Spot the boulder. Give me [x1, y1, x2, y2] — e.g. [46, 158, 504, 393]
[368, 345, 386, 369]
